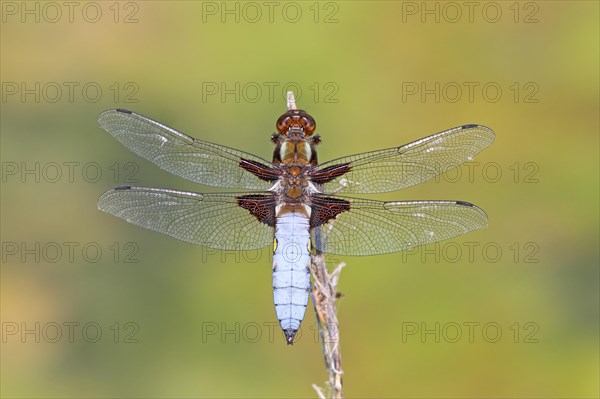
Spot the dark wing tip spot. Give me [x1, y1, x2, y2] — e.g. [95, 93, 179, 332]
[461, 124, 479, 129]
[116, 108, 133, 114]
[114, 185, 132, 190]
[456, 200, 475, 207]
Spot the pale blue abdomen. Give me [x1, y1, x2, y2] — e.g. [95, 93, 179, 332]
[272, 211, 311, 344]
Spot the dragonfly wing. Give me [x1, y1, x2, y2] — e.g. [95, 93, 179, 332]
[311, 124, 495, 194]
[98, 186, 275, 250]
[98, 109, 277, 190]
[310, 195, 488, 256]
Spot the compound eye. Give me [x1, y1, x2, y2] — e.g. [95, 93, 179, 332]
[302, 115, 316, 135]
[276, 115, 291, 133]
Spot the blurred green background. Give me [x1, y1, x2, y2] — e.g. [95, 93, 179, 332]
[1, 1, 598, 398]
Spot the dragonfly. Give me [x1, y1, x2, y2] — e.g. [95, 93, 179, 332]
[97, 100, 495, 345]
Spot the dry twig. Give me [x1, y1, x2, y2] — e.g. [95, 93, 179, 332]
[311, 253, 345, 399]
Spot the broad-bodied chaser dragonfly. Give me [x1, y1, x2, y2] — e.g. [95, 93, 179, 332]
[97, 103, 494, 345]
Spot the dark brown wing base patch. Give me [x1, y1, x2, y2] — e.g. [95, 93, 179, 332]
[308, 163, 351, 185]
[310, 195, 351, 228]
[240, 159, 281, 182]
[237, 194, 277, 227]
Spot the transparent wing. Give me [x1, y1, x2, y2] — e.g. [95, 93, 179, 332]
[98, 186, 274, 250]
[311, 196, 488, 256]
[314, 124, 495, 194]
[98, 109, 275, 190]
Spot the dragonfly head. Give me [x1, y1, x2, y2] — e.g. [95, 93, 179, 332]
[276, 109, 316, 137]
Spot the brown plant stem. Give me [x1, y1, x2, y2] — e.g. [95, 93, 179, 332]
[310, 252, 344, 399]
